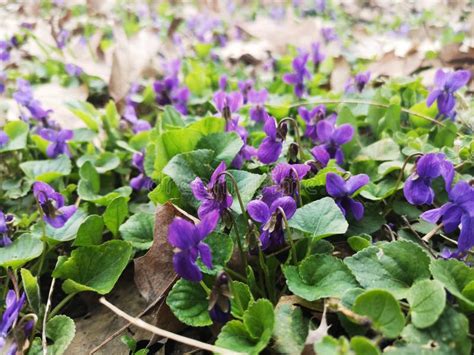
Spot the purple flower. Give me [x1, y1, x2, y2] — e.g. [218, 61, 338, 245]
[0, 41, 11, 62]
[168, 213, 218, 282]
[0, 291, 26, 352]
[248, 89, 269, 123]
[326, 173, 369, 220]
[262, 163, 311, 205]
[247, 196, 297, 252]
[191, 162, 233, 219]
[130, 152, 154, 191]
[345, 71, 371, 93]
[213, 91, 243, 120]
[55, 29, 69, 49]
[257, 117, 287, 164]
[39, 128, 73, 158]
[13, 79, 51, 120]
[0, 130, 8, 148]
[238, 79, 254, 103]
[283, 52, 311, 98]
[421, 181, 474, 252]
[32, 182, 77, 228]
[426, 69, 471, 119]
[299, 105, 327, 141]
[0, 71, 6, 94]
[218, 75, 228, 91]
[122, 105, 151, 133]
[208, 272, 231, 323]
[65, 63, 83, 77]
[0, 211, 12, 247]
[231, 144, 257, 169]
[311, 42, 325, 70]
[321, 27, 338, 42]
[153, 60, 189, 114]
[310, 118, 353, 166]
[403, 153, 454, 205]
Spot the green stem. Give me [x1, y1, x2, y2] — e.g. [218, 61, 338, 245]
[278, 207, 298, 264]
[199, 281, 211, 296]
[48, 292, 78, 320]
[258, 248, 274, 303]
[231, 217, 248, 273]
[220, 171, 249, 223]
[223, 267, 246, 283]
[279, 117, 304, 161]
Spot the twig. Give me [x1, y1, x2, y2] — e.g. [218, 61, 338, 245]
[422, 224, 444, 242]
[43, 278, 56, 355]
[99, 297, 242, 355]
[401, 216, 436, 257]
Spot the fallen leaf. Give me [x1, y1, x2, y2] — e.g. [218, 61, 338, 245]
[330, 56, 351, 92]
[368, 50, 424, 78]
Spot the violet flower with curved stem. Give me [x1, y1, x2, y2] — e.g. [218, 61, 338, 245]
[130, 152, 154, 191]
[0, 211, 13, 247]
[257, 117, 287, 164]
[247, 196, 297, 252]
[283, 52, 311, 98]
[298, 105, 326, 141]
[191, 162, 233, 220]
[403, 153, 454, 205]
[38, 128, 73, 158]
[421, 180, 474, 252]
[345, 71, 371, 93]
[213, 91, 243, 121]
[0, 130, 8, 148]
[311, 42, 325, 71]
[168, 212, 218, 282]
[248, 89, 269, 123]
[238, 79, 254, 103]
[310, 118, 353, 166]
[262, 163, 310, 206]
[32, 182, 77, 228]
[325, 172, 369, 220]
[426, 69, 471, 119]
[0, 290, 26, 351]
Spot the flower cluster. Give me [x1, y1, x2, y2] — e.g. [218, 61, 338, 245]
[153, 59, 189, 114]
[13, 79, 52, 121]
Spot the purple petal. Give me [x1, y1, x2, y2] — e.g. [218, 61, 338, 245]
[283, 73, 299, 85]
[458, 214, 474, 252]
[213, 91, 226, 112]
[434, 69, 448, 87]
[437, 92, 455, 116]
[446, 70, 471, 91]
[168, 217, 199, 249]
[311, 146, 330, 167]
[449, 181, 474, 205]
[441, 204, 463, 233]
[316, 120, 334, 143]
[198, 242, 213, 269]
[57, 129, 73, 141]
[261, 186, 283, 207]
[420, 207, 442, 224]
[326, 173, 347, 198]
[191, 177, 209, 201]
[197, 211, 219, 239]
[271, 196, 297, 218]
[263, 116, 277, 138]
[403, 177, 434, 205]
[247, 200, 270, 223]
[257, 138, 282, 164]
[332, 124, 354, 145]
[426, 89, 442, 107]
[348, 198, 364, 220]
[38, 129, 57, 142]
[346, 174, 369, 195]
[173, 251, 202, 282]
[416, 153, 442, 178]
[210, 161, 227, 187]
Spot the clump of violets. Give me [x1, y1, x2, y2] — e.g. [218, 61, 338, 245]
[421, 181, 474, 252]
[0, 291, 26, 353]
[130, 152, 155, 191]
[403, 153, 454, 206]
[248, 89, 269, 123]
[262, 163, 310, 205]
[32, 182, 77, 228]
[153, 59, 189, 114]
[168, 213, 218, 282]
[0, 211, 13, 247]
[299, 105, 328, 141]
[191, 162, 233, 219]
[247, 196, 297, 252]
[0, 130, 8, 148]
[257, 116, 288, 164]
[326, 173, 369, 220]
[311, 42, 325, 71]
[310, 117, 354, 166]
[38, 128, 73, 158]
[426, 69, 471, 120]
[283, 52, 311, 98]
[345, 71, 371, 93]
[13, 79, 52, 121]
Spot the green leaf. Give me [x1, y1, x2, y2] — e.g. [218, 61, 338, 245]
[301, 161, 340, 189]
[344, 240, 431, 299]
[408, 101, 436, 128]
[314, 336, 350, 355]
[400, 306, 471, 355]
[407, 279, 446, 329]
[350, 336, 380, 355]
[378, 104, 401, 135]
[20, 155, 72, 183]
[430, 258, 474, 308]
[161, 105, 185, 128]
[20, 268, 41, 314]
[273, 304, 308, 355]
[433, 121, 457, 148]
[199, 232, 233, 275]
[347, 234, 372, 252]
[73, 215, 104, 246]
[77, 152, 120, 173]
[166, 279, 212, 327]
[67, 101, 101, 131]
[0, 121, 29, 152]
[196, 132, 243, 166]
[119, 212, 154, 250]
[216, 299, 274, 355]
[283, 254, 358, 301]
[52, 240, 132, 294]
[103, 197, 128, 237]
[353, 289, 405, 338]
[359, 138, 401, 161]
[231, 281, 254, 319]
[228, 170, 266, 214]
[0, 234, 43, 269]
[289, 197, 348, 239]
[29, 315, 76, 355]
[45, 209, 88, 242]
[148, 176, 181, 205]
[104, 100, 120, 129]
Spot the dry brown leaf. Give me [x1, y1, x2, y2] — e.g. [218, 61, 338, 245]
[216, 40, 270, 65]
[368, 50, 424, 78]
[330, 56, 351, 92]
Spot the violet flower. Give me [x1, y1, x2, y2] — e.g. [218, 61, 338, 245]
[130, 152, 154, 191]
[55, 29, 69, 49]
[262, 163, 311, 205]
[310, 118, 353, 166]
[283, 52, 311, 98]
[0, 211, 12, 247]
[421, 180, 474, 252]
[191, 162, 233, 219]
[345, 71, 371, 93]
[122, 105, 151, 133]
[168, 213, 218, 282]
[321, 27, 338, 42]
[0, 291, 26, 352]
[32, 182, 77, 228]
[238, 79, 254, 103]
[0, 41, 11, 62]
[218, 75, 228, 91]
[153, 60, 189, 114]
[13, 79, 51, 121]
[39, 128, 73, 158]
[231, 144, 257, 169]
[403, 153, 454, 205]
[326, 173, 369, 220]
[247, 196, 297, 252]
[65, 63, 83, 77]
[0, 130, 8, 148]
[0, 71, 6, 94]
[257, 116, 287, 164]
[299, 105, 327, 141]
[311, 42, 325, 70]
[426, 69, 471, 119]
[213, 91, 243, 121]
[248, 89, 269, 123]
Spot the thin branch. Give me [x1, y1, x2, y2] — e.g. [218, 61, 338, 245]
[43, 278, 56, 355]
[422, 224, 444, 242]
[99, 297, 242, 355]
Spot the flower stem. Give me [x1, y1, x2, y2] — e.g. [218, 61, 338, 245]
[289, 166, 303, 207]
[279, 117, 304, 161]
[257, 248, 274, 303]
[199, 280, 211, 296]
[231, 217, 248, 273]
[219, 171, 248, 222]
[48, 291, 78, 320]
[278, 207, 298, 264]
